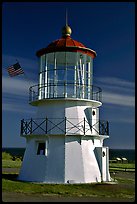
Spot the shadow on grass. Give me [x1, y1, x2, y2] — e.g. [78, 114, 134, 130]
[2, 173, 19, 181]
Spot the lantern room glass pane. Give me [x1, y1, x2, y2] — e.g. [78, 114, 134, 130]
[38, 52, 93, 100]
[57, 69, 65, 82]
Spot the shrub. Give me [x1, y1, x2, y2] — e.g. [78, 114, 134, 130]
[2, 152, 13, 160]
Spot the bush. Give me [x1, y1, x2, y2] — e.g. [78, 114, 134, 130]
[12, 156, 22, 161]
[2, 152, 13, 160]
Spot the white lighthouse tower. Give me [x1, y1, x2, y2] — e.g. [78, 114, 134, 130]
[18, 23, 111, 183]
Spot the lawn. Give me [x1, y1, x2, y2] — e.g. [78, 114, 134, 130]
[109, 162, 135, 172]
[2, 172, 135, 200]
[2, 152, 135, 201]
[2, 152, 22, 168]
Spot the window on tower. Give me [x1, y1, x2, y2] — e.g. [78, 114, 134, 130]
[92, 110, 96, 116]
[37, 142, 45, 155]
[36, 140, 48, 156]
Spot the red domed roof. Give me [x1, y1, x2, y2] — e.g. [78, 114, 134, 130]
[36, 26, 96, 58]
[47, 36, 86, 49]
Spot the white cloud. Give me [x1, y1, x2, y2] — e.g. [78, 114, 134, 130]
[2, 102, 36, 114]
[2, 54, 37, 70]
[2, 75, 37, 114]
[117, 118, 135, 124]
[96, 76, 134, 88]
[2, 75, 35, 97]
[95, 76, 135, 107]
[102, 91, 135, 107]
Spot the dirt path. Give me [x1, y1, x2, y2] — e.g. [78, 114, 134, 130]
[2, 167, 20, 173]
[2, 192, 135, 202]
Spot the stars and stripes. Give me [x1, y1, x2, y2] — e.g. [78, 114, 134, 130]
[7, 62, 24, 77]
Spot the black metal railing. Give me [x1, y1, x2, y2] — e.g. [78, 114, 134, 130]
[20, 117, 109, 136]
[29, 83, 102, 103]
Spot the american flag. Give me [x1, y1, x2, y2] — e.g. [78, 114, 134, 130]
[7, 62, 24, 77]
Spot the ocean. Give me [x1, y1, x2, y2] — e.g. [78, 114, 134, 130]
[2, 147, 135, 162]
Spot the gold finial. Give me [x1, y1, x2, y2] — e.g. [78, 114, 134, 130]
[62, 25, 72, 37]
[62, 9, 72, 37]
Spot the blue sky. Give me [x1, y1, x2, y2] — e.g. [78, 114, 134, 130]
[2, 2, 135, 149]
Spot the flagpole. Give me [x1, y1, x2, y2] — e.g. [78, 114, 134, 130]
[16, 59, 31, 82]
[23, 72, 34, 85]
[15, 59, 33, 83]
[16, 60, 34, 84]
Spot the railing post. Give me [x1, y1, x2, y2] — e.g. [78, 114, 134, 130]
[29, 87, 31, 102]
[33, 90, 35, 101]
[25, 121, 28, 135]
[100, 91, 102, 102]
[46, 117, 48, 134]
[64, 82, 66, 98]
[20, 119, 24, 135]
[84, 117, 85, 135]
[64, 117, 66, 134]
[107, 121, 109, 135]
[30, 118, 33, 134]
[99, 120, 100, 135]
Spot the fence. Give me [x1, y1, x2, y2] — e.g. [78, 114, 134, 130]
[21, 117, 109, 136]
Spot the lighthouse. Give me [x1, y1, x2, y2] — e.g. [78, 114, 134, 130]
[18, 23, 111, 183]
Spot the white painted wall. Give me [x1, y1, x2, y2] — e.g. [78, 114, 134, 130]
[65, 136, 85, 183]
[34, 100, 101, 136]
[18, 135, 110, 183]
[81, 138, 101, 182]
[65, 136, 102, 183]
[93, 138, 103, 147]
[46, 135, 65, 183]
[92, 108, 99, 135]
[94, 146, 111, 182]
[18, 136, 48, 182]
[18, 135, 65, 183]
[102, 147, 111, 181]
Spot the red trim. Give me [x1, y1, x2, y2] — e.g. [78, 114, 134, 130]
[36, 36, 96, 58]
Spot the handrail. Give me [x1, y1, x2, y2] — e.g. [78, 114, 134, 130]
[29, 82, 102, 102]
[21, 117, 109, 136]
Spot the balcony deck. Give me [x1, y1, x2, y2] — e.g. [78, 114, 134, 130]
[29, 83, 102, 104]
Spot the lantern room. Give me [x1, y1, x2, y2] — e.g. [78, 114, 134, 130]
[29, 25, 101, 104]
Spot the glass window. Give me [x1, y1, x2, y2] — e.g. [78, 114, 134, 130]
[39, 55, 46, 73]
[56, 69, 65, 83]
[37, 142, 45, 155]
[47, 53, 54, 65]
[38, 52, 93, 100]
[48, 70, 54, 84]
[37, 141, 48, 156]
[67, 67, 74, 83]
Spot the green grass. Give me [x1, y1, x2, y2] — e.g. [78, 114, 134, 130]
[2, 152, 135, 200]
[109, 163, 135, 172]
[2, 152, 22, 168]
[2, 173, 135, 199]
[2, 160, 22, 168]
[2, 152, 13, 160]
[109, 163, 135, 168]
